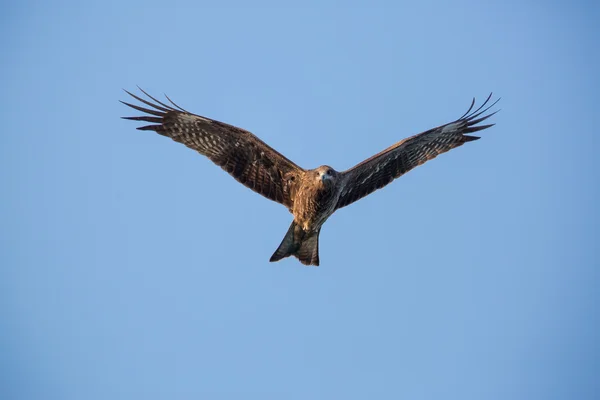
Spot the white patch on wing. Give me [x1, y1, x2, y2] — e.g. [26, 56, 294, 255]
[441, 122, 459, 133]
[179, 113, 211, 123]
[359, 172, 374, 185]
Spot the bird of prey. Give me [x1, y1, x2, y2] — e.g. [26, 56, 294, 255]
[122, 89, 499, 266]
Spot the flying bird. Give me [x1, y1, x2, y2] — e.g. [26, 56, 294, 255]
[121, 89, 499, 266]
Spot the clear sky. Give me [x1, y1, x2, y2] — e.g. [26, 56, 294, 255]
[1, 1, 599, 399]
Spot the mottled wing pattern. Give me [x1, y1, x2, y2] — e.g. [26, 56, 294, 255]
[121, 89, 304, 209]
[336, 94, 500, 209]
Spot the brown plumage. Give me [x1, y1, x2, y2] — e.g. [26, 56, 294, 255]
[122, 88, 499, 266]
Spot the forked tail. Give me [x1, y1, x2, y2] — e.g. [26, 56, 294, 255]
[270, 221, 321, 266]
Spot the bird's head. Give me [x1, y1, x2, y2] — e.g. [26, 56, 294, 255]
[314, 165, 338, 186]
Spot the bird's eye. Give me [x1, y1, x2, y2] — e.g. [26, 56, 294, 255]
[326, 170, 331, 175]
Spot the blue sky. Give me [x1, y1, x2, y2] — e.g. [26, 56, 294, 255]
[1, 1, 599, 399]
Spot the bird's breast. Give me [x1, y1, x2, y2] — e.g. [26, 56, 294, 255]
[292, 181, 340, 230]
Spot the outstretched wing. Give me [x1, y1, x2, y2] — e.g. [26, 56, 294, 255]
[121, 88, 304, 209]
[336, 94, 500, 209]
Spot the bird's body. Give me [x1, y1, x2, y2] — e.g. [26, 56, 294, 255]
[122, 89, 499, 266]
[293, 166, 340, 230]
[269, 166, 341, 265]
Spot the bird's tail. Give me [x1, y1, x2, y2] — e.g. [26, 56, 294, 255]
[270, 221, 320, 266]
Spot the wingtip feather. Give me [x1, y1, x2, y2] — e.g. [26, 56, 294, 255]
[464, 123, 495, 134]
[137, 125, 159, 131]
